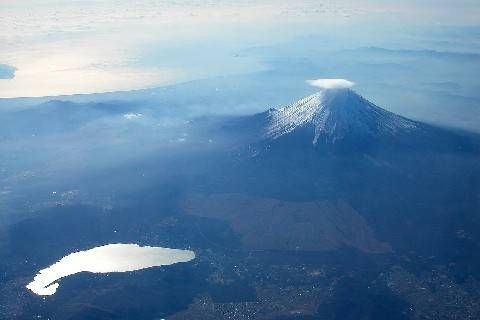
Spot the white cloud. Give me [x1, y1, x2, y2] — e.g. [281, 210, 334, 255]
[123, 113, 143, 120]
[306, 78, 355, 90]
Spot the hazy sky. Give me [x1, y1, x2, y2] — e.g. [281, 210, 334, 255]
[0, 0, 479, 97]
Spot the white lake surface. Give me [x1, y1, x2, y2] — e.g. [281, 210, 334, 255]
[26, 243, 196, 296]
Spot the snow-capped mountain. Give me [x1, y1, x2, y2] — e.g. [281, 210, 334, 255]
[218, 87, 478, 155]
[263, 88, 418, 145]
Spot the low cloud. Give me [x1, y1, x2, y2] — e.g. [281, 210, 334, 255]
[306, 79, 355, 90]
[123, 113, 143, 120]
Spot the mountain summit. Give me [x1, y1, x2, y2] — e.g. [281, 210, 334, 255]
[263, 88, 418, 145]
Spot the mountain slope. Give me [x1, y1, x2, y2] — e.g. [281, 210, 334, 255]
[205, 88, 480, 259]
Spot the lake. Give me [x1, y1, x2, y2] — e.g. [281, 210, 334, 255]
[26, 243, 196, 296]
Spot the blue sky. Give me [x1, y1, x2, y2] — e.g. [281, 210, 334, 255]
[0, 0, 479, 97]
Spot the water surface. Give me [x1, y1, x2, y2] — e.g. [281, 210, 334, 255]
[26, 243, 195, 296]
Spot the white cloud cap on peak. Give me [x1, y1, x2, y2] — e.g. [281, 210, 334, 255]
[306, 79, 355, 90]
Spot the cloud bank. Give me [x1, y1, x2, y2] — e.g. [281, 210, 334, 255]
[306, 79, 355, 90]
